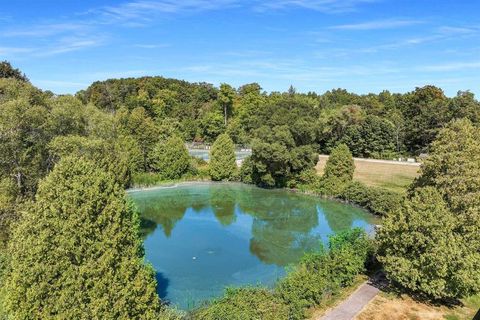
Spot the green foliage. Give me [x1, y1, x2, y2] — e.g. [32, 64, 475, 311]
[276, 228, 372, 320]
[276, 262, 336, 320]
[239, 156, 254, 184]
[403, 86, 450, 154]
[0, 61, 29, 82]
[200, 111, 226, 142]
[412, 118, 480, 213]
[151, 136, 191, 180]
[209, 134, 237, 181]
[378, 187, 480, 300]
[340, 181, 403, 216]
[341, 115, 397, 158]
[49, 135, 142, 187]
[219, 83, 236, 126]
[318, 144, 354, 195]
[0, 178, 19, 246]
[2, 157, 170, 319]
[323, 144, 355, 182]
[246, 125, 318, 188]
[193, 287, 289, 320]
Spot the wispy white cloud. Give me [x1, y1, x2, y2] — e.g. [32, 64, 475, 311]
[96, 0, 239, 23]
[255, 0, 378, 13]
[330, 18, 422, 30]
[0, 46, 34, 56]
[133, 43, 170, 49]
[419, 61, 480, 72]
[3, 22, 90, 37]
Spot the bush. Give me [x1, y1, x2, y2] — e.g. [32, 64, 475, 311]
[366, 187, 403, 216]
[327, 228, 372, 286]
[340, 181, 403, 216]
[151, 136, 190, 180]
[132, 172, 165, 187]
[276, 228, 372, 320]
[209, 134, 237, 181]
[193, 287, 289, 320]
[276, 263, 335, 320]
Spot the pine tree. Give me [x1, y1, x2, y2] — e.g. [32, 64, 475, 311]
[2, 157, 168, 319]
[209, 134, 237, 181]
[151, 136, 190, 180]
[319, 144, 355, 195]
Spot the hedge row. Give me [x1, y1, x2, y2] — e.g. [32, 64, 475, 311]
[339, 181, 403, 216]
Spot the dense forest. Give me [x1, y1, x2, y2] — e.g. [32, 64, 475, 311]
[1, 61, 480, 319]
[78, 74, 480, 156]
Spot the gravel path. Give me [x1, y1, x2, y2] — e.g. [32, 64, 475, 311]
[318, 155, 421, 167]
[319, 282, 379, 320]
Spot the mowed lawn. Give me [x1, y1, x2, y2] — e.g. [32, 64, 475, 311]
[315, 155, 420, 193]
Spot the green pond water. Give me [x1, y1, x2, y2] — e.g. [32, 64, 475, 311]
[129, 182, 378, 310]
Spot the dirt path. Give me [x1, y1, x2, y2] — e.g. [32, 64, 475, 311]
[318, 282, 379, 320]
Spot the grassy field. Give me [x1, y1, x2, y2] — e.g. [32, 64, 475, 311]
[316, 156, 420, 193]
[356, 292, 480, 320]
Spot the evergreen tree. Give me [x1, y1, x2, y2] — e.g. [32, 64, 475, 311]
[319, 144, 355, 195]
[151, 136, 190, 180]
[412, 118, 480, 213]
[209, 134, 236, 181]
[2, 157, 168, 319]
[323, 144, 355, 182]
[377, 187, 480, 299]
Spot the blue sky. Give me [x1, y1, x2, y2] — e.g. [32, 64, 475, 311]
[1, 0, 479, 96]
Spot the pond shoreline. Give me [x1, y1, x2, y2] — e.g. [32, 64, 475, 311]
[127, 180, 381, 223]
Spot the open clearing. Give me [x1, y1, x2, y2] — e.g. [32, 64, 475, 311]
[316, 156, 420, 193]
[355, 292, 480, 320]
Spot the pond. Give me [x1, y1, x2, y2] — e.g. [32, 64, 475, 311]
[129, 182, 378, 310]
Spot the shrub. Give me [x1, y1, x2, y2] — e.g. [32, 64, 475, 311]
[327, 228, 372, 286]
[193, 287, 289, 320]
[276, 228, 372, 320]
[340, 181, 403, 216]
[365, 187, 403, 216]
[209, 134, 237, 181]
[151, 136, 190, 180]
[276, 263, 335, 320]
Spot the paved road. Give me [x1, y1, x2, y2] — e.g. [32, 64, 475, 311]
[319, 282, 379, 320]
[318, 155, 421, 167]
